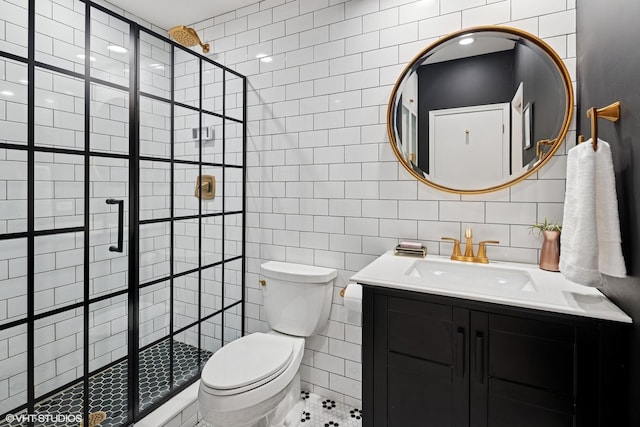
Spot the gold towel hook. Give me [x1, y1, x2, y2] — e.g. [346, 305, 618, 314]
[584, 101, 621, 151]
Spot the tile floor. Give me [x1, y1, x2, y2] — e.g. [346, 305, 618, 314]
[4, 350, 362, 427]
[197, 391, 363, 427]
[5, 340, 210, 427]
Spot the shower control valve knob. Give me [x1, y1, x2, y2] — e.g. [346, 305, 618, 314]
[259, 279, 266, 287]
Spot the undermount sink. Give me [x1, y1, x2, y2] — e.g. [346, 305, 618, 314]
[405, 259, 536, 295]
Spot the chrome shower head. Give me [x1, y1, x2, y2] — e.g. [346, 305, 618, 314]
[168, 25, 210, 53]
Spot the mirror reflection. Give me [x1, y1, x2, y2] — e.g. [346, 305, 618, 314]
[390, 27, 573, 193]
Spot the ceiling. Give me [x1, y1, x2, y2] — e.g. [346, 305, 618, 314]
[105, 0, 257, 31]
[423, 36, 516, 65]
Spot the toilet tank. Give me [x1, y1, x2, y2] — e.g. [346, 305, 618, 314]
[260, 261, 337, 337]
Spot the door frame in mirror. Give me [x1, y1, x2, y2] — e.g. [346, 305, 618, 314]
[387, 25, 574, 195]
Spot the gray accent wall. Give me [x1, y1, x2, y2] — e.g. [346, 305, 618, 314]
[578, 1, 640, 425]
[513, 40, 565, 167]
[416, 50, 515, 171]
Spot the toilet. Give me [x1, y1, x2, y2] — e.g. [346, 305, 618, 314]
[198, 261, 337, 427]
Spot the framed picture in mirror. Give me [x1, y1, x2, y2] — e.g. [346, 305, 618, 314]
[523, 102, 532, 149]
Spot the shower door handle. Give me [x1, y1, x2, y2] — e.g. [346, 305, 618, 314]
[106, 199, 124, 253]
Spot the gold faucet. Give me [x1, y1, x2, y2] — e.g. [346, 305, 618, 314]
[441, 228, 499, 264]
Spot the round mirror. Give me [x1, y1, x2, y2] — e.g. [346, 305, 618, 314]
[388, 26, 574, 194]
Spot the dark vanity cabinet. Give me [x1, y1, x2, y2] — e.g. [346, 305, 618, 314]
[362, 286, 627, 427]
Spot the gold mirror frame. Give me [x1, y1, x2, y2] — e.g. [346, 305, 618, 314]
[387, 26, 574, 195]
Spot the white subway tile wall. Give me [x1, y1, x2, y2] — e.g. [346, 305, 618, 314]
[140, 32, 172, 100]
[34, 69, 85, 151]
[90, 7, 130, 87]
[90, 295, 128, 371]
[0, 325, 28, 414]
[139, 160, 171, 220]
[223, 304, 243, 345]
[174, 273, 201, 331]
[139, 222, 171, 284]
[0, 59, 28, 148]
[190, 0, 576, 407]
[34, 0, 85, 75]
[201, 314, 223, 354]
[0, 0, 28, 57]
[201, 265, 223, 317]
[90, 83, 129, 154]
[34, 308, 84, 398]
[33, 152, 84, 231]
[0, 239, 27, 325]
[0, 149, 28, 234]
[139, 280, 170, 348]
[34, 231, 84, 314]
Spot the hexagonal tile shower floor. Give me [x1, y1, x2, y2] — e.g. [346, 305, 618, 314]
[197, 391, 363, 427]
[23, 340, 211, 427]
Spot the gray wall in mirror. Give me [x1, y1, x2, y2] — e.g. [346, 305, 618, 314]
[416, 50, 515, 173]
[414, 42, 563, 172]
[514, 39, 565, 166]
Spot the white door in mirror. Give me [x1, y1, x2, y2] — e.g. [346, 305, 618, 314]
[429, 103, 509, 189]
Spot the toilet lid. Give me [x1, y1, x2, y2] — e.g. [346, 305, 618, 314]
[201, 333, 294, 390]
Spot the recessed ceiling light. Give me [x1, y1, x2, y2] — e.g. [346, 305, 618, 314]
[77, 54, 96, 61]
[0, 90, 14, 97]
[458, 33, 475, 45]
[108, 45, 128, 54]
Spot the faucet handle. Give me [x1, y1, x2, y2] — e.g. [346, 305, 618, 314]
[477, 240, 500, 262]
[441, 237, 462, 259]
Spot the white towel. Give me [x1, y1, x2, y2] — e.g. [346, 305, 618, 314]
[559, 138, 626, 287]
[595, 140, 627, 277]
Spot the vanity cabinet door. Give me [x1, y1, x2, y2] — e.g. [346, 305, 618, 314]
[471, 313, 578, 427]
[364, 290, 470, 427]
[387, 351, 456, 426]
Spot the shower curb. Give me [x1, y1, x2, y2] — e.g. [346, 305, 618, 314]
[135, 381, 201, 427]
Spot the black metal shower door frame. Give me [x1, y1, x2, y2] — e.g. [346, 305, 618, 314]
[0, 1, 247, 425]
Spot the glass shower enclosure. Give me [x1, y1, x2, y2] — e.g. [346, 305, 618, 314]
[0, 0, 246, 425]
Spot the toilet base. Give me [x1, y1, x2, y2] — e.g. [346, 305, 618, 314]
[264, 374, 302, 427]
[200, 373, 302, 427]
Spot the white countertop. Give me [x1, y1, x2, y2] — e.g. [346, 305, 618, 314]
[350, 251, 632, 324]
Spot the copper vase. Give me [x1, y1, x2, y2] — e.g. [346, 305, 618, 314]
[539, 230, 560, 271]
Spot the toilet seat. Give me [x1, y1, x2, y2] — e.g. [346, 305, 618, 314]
[200, 333, 297, 396]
